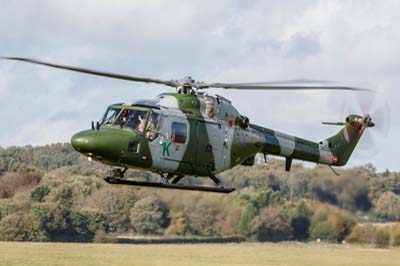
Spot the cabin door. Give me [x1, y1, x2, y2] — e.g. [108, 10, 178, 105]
[194, 121, 223, 175]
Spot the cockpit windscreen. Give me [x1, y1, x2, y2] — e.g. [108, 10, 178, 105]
[100, 107, 121, 125]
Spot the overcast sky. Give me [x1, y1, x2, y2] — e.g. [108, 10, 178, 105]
[0, 0, 399, 171]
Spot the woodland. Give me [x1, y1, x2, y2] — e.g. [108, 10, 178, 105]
[1, 143, 400, 247]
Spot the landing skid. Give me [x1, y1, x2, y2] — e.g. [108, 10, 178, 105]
[104, 177, 235, 193]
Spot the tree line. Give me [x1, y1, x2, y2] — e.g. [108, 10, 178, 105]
[0, 144, 400, 247]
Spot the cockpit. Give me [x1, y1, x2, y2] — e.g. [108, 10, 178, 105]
[116, 109, 148, 133]
[99, 104, 161, 140]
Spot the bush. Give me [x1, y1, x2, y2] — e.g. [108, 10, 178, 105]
[374, 227, 390, 248]
[347, 223, 400, 247]
[310, 221, 340, 242]
[0, 172, 42, 198]
[93, 229, 108, 243]
[250, 188, 284, 210]
[165, 211, 190, 236]
[390, 223, 400, 246]
[68, 210, 96, 242]
[289, 201, 311, 241]
[221, 207, 242, 235]
[0, 213, 33, 241]
[83, 187, 139, 233]
[130, 196, 170, 235]
[31, 186, 51, 202]
[249, 207, 292, 242]
[310, 206, 355, 242]
[346, 224, 375, 244]
[346, 225, 363, 243]
[29, 205, 52, 241]
[239, 205, 256, 235]
[0, 208, 50, 242]
[374, 192, 400, 221]
[183, 196, 224, 236]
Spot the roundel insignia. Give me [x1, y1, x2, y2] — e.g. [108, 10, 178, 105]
[326, 155, 338, 163]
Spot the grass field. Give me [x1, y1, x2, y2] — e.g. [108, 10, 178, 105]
[1, 242, 399, 266]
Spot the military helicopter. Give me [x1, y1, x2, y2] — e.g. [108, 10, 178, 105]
[1, 57, 375, 193]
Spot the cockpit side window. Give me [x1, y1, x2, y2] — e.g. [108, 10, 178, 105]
[145, 111, 161, 141]
[100, 107, 121, 125]
[117, 109, 149, 134]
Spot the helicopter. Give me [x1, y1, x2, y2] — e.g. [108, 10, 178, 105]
[1, 57, 375, 193]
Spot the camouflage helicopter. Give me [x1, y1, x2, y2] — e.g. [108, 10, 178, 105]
[2, 57, 375, 193]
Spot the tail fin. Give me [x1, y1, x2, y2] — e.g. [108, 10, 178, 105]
[323, 114, 374, 166]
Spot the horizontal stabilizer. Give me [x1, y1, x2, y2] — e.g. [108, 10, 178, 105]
[322, 122, 346, 126]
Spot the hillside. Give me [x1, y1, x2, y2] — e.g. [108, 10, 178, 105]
[0, 143, 400, 246]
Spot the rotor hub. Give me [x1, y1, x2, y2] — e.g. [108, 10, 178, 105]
[363, 114, 375, 127]
[176, 76, 197, 94]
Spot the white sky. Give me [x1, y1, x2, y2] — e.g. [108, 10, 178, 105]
[0, 0, 399, 171]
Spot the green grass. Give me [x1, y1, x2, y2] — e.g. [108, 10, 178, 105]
[0, 242, 399, 266]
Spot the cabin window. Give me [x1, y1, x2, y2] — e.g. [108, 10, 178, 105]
[171, 122, 187, 143]
[204, 95, 216, 117]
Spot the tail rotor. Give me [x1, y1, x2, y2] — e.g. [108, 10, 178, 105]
[334, 93, 390, 159]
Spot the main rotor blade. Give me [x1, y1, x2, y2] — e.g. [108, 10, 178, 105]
[197, 80, 373, 92]
[1, 57, 177, 87]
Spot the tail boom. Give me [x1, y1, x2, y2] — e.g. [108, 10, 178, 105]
[251, 114, 373, 170]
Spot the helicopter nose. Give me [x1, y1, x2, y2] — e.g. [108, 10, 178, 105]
[71, 130, 97, 154]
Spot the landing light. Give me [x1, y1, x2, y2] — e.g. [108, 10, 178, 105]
[88, 156, 92, 162]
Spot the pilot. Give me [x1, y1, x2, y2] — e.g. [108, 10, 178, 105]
[178, 85, 195, 94]
[138, 118, 144, 132]
[137, 113, 148, 133]
[146, 121, 158, 140]
[120, 110, 128, 125]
